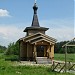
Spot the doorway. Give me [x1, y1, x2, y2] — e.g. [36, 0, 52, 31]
[36, 45, 45, 57]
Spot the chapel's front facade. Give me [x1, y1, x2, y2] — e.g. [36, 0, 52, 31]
[19, 2, 56, 61]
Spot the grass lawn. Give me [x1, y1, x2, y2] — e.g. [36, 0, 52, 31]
[54, 54, 75, 62]
[0, 65, 74, 75]
[0, 53, 75, 75]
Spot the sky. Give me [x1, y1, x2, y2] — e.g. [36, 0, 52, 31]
[0, 0, 74, 47]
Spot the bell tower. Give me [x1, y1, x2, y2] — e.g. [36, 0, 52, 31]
[24, 1, 49, 36]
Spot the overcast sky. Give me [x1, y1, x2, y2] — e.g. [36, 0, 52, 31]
[0, 0, 74, 47]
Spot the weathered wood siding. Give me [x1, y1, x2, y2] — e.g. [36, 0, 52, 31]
[27, 43, 33, 58]
[27, 30, 45, 36]
[20, 41, 27, 60]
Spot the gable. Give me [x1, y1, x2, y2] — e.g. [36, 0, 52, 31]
[20, 32, 57, 45]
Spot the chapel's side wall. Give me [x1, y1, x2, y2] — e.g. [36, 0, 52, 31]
[20, 41, 27, 61]
[27, 43, 33, 61]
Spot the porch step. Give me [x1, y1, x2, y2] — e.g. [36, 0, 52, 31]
[36, 57, 52, 64]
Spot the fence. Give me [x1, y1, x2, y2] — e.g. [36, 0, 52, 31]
[51, 61, 75, 73]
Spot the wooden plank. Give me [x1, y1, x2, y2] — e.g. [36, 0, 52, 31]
[65, 46, 67, 73]
[62, 38, 75, 47]
[66, 45, 75, 46]
[53, 63, 60, 70]
[31, 38, 51, 44]
[26, 36, 42, 42]
[59, 64, 65, 72]
[51, 61, 75, 73]
[69, 64, 75, 70]
[54, 61, 65, 64]
[41, 33, 57, 42]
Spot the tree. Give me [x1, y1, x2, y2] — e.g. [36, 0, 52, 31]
[0, 45, 7, 53]
[55, 41, 75, 53]
[5, 41, 19, 55]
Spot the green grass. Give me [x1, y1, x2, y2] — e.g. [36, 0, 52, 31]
[54, 54, 75, 62]
[0, 53, 75, 75]
[0, 65, 74, 75]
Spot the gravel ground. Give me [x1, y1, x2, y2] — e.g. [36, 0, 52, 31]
[13, 61, 52, 67]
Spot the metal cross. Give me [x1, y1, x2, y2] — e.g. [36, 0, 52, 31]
[34, 0, 37, 3]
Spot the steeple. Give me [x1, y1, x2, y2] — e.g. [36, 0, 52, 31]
[31, 2, 40, 27]
[24, 0, 49, 36]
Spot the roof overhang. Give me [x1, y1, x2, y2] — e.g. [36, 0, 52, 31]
[23, 27, 49, 32]
[19, 32, 57, 45]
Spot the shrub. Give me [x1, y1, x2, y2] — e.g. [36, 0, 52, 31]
[5, 55, 19, 61]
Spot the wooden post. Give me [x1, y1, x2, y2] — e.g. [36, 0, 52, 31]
[34, 44, 37, 60]
[47, 45, 50, 58]
[27, 43, 28, 60]
[52, 61, 55, 71]
[19, 40, 20, 61]
[50, 45, 54, 60]
[44, 46, 46, 57]
[65, 45, 67, 73]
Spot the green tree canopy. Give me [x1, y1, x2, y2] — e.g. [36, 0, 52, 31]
[55, 41, 75, 53]
[0, 45, 7, 53]
[5, 41, 19, 55]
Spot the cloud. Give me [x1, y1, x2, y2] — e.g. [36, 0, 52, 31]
[0, 25, 25, 46]
[40, 19, 74, 41]
[0, 9, 11, 17]
[47, 27, 74, 41]
[0, 19, 74, 46]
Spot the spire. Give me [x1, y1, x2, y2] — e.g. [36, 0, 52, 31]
[31, 1, 40, 27]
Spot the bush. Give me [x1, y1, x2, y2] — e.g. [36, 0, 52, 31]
[0, 45, 7, 53]
[5, 41, 19, 55]
[5, 55, 19, 61]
